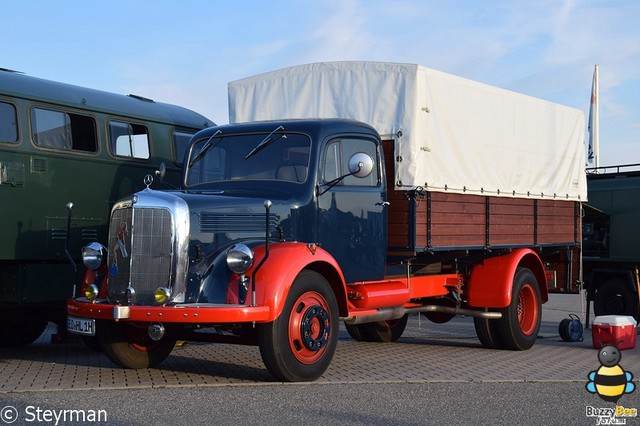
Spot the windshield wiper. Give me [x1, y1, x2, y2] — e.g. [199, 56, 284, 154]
[188, 129, 222, 167]
[244, 125, 286, 160]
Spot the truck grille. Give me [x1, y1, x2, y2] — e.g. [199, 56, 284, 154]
[107, 206, 173, 305]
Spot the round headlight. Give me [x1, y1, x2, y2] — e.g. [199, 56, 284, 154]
[226, 244, 254, 274]
[82, 242, 107, 270]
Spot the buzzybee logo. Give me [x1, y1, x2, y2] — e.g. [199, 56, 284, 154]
[585, 345, 637, 425]
[586, 345, 635, 402]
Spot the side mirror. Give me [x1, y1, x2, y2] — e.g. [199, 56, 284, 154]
[155, 162, 167, 180]
[348, 152, 374, 178]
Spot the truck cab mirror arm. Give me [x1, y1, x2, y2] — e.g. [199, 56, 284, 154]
[316, 168, 359, 196]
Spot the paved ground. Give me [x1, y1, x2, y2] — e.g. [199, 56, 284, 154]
[0, 293, 638, 393]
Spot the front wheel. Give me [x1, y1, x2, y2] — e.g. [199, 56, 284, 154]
[100, 322, 176, 369]
[497, 267, 541, 350]
[258, 270, 338, 382]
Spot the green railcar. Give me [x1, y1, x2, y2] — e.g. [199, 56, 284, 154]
[583, 164, 640, 321]
[0, 69, 213, 346]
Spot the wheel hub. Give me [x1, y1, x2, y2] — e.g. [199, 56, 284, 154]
[300, 305, 329, 351]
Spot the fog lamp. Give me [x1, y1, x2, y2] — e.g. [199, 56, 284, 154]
[84, 284, 99, 301]
[226, 244, 254, 274]
[154, 287, 171, 304]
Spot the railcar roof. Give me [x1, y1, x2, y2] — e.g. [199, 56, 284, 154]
[0, 69, 212, 128]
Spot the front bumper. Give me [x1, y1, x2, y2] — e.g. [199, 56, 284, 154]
[67, 298, 272, 324]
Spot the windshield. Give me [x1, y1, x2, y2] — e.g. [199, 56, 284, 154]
[185, 132, 311, 187]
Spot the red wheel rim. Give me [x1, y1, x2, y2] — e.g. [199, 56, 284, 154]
[517, 283, 538, 335]
[287, 291, 331, 364]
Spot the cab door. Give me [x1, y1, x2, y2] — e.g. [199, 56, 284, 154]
[316, 136, 387, 283]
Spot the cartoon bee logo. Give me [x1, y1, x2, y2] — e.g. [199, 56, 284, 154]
[586, 345, 635, 403]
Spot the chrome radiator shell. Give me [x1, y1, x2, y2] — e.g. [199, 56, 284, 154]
[106, 190, 189, 305]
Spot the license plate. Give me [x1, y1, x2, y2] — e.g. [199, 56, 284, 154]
[66, 316, 96, 336]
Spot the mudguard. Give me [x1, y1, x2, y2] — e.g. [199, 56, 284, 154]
[467, 248, 548, 308]
[242, 242, 348, 321]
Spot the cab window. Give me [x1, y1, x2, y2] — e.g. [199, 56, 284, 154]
[322, 138, 379, 187]
[31, 107, 97, 152]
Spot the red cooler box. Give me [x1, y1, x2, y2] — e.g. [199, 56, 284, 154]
[592, 315, 638, 350]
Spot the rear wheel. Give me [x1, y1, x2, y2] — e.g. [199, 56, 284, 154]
[346, 315, 409, 343]
[258, 270, 338, 382]
[497, 267, 541, 350]
[344, 322, 369, 341]
[594, 278, 638, 318]
[100, 322, 176, 369]
[473, 313, 502, 349]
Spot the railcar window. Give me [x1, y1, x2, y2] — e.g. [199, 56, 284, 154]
[31, 107, 97, 152]
[0, 102, 18, 143]
[173, 129, 196, 164]
[109, 120, 150, 159]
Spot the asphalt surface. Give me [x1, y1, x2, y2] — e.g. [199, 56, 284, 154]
[0, 293, 638, 425]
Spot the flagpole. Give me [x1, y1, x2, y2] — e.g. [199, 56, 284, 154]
[590, 65, 600, 168]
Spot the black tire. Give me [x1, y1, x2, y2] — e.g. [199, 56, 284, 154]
[474, 314, 503, 349]
[82, 336, 103, 352]
[100, 322, 176, 369]
[351, 315, 409, 343]
[344, 323, 369, 341]
[258, 270, 338, 382]
[558, 318, 572, 342]
[497, 267, 542, 350]
[594, 278, 639, 318]
[0, 310, 48, 348]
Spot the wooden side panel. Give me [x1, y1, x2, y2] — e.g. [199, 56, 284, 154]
[427, 192, 486, 248]
[387, 189, 578, 253]
[537, 200, 576, 244]
[489, 198, 535, 246]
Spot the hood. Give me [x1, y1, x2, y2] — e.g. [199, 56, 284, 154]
[165, 189, 311, 260]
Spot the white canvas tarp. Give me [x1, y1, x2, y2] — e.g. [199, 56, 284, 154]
[229, 61, 587, 201]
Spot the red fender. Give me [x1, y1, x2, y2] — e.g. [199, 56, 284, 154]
[467, 248, 548, 308]
[241, 242, 348, 321]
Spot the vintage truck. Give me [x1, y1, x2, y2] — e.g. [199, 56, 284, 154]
[67, 62, 587, 381]
[583, 164, 640, 322]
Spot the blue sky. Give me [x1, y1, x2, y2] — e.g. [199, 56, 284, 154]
[4, 0, 639, 167]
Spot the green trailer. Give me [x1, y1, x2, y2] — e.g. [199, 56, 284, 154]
[583, 164, 640, 322]
[0, 69, 213, 346]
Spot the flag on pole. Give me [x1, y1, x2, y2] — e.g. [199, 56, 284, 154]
[587, 65, 599, 166]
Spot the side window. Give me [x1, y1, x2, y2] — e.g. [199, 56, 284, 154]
[322, 138, 379, 187]
[323, 141, 340, 183]
[31, 107, 97, 152]
[109, 120, 150, 159]
[0, 101, 18, 143]
[173, 129, 196, 164]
